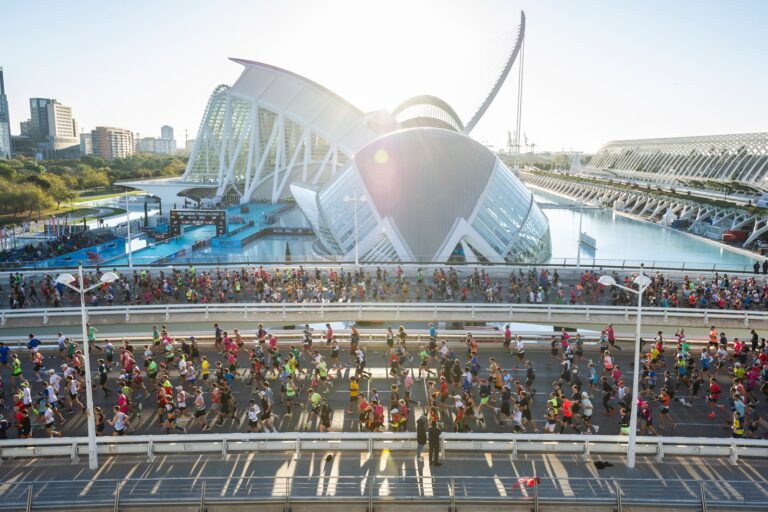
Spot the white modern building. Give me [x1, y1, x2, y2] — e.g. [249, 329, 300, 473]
[292, 127, 550, 262]
[586, 133, 768, 189]
[123, 12, 548, 262]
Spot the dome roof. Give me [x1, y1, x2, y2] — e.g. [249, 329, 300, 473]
[354, 128, 496, 258]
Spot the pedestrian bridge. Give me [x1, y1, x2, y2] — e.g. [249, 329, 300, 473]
[1, 301, 765, 331]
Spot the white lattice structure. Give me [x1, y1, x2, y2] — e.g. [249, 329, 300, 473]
[181, 59, 388, 204]
[586, 133, 768, 189]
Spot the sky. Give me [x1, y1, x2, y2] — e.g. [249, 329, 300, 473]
[1, 0, 767, 153]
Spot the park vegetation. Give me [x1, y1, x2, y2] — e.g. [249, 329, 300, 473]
[0, 154, 186, 221]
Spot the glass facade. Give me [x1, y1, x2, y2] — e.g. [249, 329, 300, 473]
[317, 169, 377, 254]
[290, 183, 343, 255]
[470, 160, 551, 263]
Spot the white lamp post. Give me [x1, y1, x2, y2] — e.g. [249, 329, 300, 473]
[55, 266, 118, 470]
[124, 188, 133, 270]
[597, 272, 652, 469]
[343, 190, 366, 267]
[576, 205, 583, 271]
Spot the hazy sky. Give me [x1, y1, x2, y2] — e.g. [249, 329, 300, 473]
[2, 0, 766, 153]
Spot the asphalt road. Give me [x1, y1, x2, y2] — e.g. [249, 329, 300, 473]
[0, 338, 751, 440]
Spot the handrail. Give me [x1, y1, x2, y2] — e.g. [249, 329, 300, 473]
[0, 258, 760, 277]
[1, 432, 766, 464]
[2, 301, 767, 327]
[1, 475, 766, 510]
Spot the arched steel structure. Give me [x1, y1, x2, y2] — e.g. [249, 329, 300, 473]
[462, 11, 526, 135]
[391, 95, 465, 132]
[181, 59, 381, 204]
[586, 133, 768, 190]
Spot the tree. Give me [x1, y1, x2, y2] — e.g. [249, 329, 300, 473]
[4, 182, 52, 219]
[78, 165, 110, 189]
[44, 174, 76, 209]
[0, 161, 16, 181]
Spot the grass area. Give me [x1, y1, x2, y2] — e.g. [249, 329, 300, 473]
[0, 206, 127, 227]
[64, 208, 100, 217]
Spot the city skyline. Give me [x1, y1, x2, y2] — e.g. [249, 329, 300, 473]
[1, 0, 767, 154]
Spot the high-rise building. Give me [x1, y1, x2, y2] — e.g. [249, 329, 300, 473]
[138, 137, 156, 153]
[91, 126, 134, 159]
[161, 125, 174, 140]
[157, 124, 176, 154]
[155, 138, 176, 155]
[32, 99, 81, 158]
[185, 138, 196, 154]
[79, 133, 92, 156]
[47, 101, 76, 138]
[0, 67, 11, 158]
[29, 98, 52, 140]
[137, 125, 177, 155]
[19, 119, 31, 136]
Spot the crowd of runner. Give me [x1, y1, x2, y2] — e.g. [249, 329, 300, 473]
[5, 264, 768, 311]
[1, 320, 766, 441]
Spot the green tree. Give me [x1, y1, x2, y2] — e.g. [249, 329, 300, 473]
[78, 165, 110, 189]
[44, 174, 76, 209]
[4, 182, 52, 219]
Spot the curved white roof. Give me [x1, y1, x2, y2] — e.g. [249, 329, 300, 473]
[229, 58, 379, 155]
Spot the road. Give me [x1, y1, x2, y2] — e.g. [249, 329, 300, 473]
[0, 338, 753, 440]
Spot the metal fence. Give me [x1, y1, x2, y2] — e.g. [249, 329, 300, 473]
[2, 301, 764, 328]
[0, 475, 766, 510]
[1, 258, 760, 278]
[2, 432, 767, 465]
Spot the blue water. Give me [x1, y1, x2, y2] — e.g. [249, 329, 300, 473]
[107, 225, 216, 266]
[533, 188, 758, 271]
[170, 237, 317, 264]
[109, 203, 285, 266]
[33, 239, 126, 269]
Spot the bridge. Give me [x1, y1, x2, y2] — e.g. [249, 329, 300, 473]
[2, 301, 765, 331]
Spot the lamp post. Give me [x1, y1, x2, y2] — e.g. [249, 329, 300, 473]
[124, 188, 133, 270]
[576, 205, 583, 271]
[597, 272, 652, 469]
[343, 190, 366, 267]
[55, 266, 118, 470]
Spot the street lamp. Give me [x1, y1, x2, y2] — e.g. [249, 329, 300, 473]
[343, 190, 366, 267]
[55, 266, 118, 470]
[597, 272, 652, 469]
[124, 187, 133, 270]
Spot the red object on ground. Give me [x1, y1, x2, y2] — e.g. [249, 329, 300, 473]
[722, 230, 748, 244]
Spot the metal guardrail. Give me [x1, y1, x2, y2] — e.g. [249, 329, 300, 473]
[1, 301, 764, 327]
[0, 472, 767, 510]
[0, 258, 760, 278]
[1, 432, 766, 465]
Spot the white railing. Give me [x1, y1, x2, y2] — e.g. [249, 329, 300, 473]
[0, 258, 760, 278]
[1, 301, 765, 327]
[1, 432, 765, 465]
[2, 474, 766, 510]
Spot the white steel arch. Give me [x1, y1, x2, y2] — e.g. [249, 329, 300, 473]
[585, 133, 768, 190]
[182, 59, 382, 204]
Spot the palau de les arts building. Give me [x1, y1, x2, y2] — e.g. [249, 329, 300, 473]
[127, 12, 550, 263]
